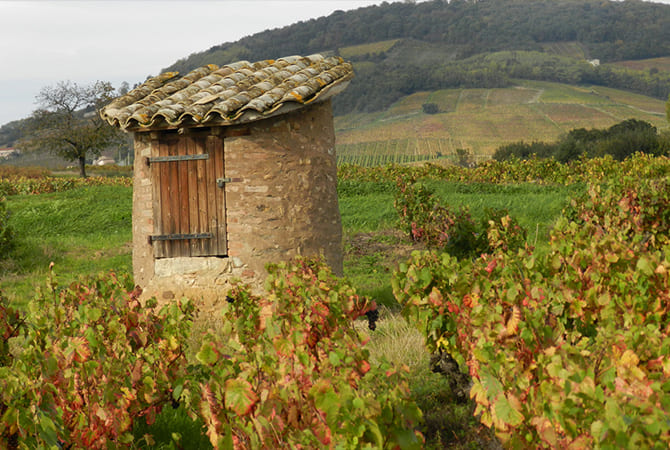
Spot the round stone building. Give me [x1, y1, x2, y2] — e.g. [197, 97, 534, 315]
[101, 54, 353, 308]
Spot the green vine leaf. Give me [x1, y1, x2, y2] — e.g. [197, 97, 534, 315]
[225, 378, 258, 416]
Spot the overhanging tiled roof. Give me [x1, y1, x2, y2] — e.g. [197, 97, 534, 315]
[101, 54, 353, 131]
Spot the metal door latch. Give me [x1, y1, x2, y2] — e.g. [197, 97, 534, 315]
[216, 177, 231, 188]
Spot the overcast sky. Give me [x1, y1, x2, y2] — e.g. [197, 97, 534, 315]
[0, 0, 392, 127]
[1, 0, 669, 128]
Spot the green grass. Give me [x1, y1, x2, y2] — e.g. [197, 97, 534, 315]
[339, 39, 399, 59]
[427, 181, 584, 248]
[337, 180, 397, 233]
[343, 230, 408, 308]
[337, 180, 401, 307]
[131, 406, 211, 449]
[0, 185, 133, 304]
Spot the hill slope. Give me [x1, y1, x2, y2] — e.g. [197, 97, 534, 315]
[164, 0, 670, 116]
[334, 80, 669, 164]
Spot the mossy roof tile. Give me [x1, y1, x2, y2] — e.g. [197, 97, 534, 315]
[101, 54, 353, 131]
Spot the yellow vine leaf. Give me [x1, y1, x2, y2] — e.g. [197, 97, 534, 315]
[506, 306, 521, 335]
[531, 416, 558, 447]
[619, 349, 639, 368]
[498, 306, 521, 341]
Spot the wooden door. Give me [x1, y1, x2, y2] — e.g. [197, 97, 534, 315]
[149, 131, 227, 258]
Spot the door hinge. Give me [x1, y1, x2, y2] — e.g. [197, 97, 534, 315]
[146, 154, 209, 165]
[149, 233, 213, 243]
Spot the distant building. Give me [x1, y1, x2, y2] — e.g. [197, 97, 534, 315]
[93, 155, 116, 166]
[0, 148, 20, 159]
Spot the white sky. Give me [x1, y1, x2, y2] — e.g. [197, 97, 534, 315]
[0, 0, 390, 126]
[1, 0, 669, 127]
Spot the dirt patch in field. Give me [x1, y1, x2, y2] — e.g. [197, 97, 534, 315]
[343, 229, 426, 307]
[345, 228, 424, 263]
[92, 241, 132, 259]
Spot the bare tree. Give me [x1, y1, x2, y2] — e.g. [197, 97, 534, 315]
[22, 81, 124, 178]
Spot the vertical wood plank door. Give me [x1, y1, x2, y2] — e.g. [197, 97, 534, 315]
[150, 132, 227, 258]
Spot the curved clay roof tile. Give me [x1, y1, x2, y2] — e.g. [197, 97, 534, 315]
[101, 54, 353, 130]
[224, 61, 251, 71]
[212, 66, 235, 77]
[243, 94, 279, 113]
[155, 103, 185, 123]
[182, 65, 218, 82]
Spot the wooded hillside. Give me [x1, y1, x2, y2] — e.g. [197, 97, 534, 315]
[163, 0, 670, 115]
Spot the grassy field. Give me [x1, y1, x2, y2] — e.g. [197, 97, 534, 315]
[335, 80, 669, 165]
[0, 174, 577, 448]
[339, 39, 399, 59]
[1, 185, 133, 305]
[610, 56, 670, 73]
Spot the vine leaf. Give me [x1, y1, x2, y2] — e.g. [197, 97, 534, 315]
[493, 394, 523, 427]
[225, 378, 258, 416]
[196, 342, 219, 365]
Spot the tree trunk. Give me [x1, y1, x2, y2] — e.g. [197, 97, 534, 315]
[78, 155, 87, 178]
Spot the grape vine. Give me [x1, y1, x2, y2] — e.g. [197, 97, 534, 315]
[185, 258, 423, 449]
[394, 176, 670, 447]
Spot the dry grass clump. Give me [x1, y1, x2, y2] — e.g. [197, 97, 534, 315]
[360, 307, 430, 371]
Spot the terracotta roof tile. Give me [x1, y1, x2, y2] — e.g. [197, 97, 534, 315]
[101, 54, 353, 130]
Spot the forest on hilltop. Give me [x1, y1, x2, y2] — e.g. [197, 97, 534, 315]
[167, 0, 670, 70]
[163, 0, 670, 114]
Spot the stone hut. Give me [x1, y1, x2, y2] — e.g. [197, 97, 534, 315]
[101, 54, 353, 307]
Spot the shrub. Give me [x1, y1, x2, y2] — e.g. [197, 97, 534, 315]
[0, 175, 131, 196]
[422, 103, 439, 114]
[563, 177, 670, 250]
[338, 154, 670, 186]
[186, 258, 424, 449]
[493, 141, 556, 161]
[659, 131, 670, 156]
[0, 270, 194, 449]
[0, 166, 49, 179]
[455, 148, 473, 167]
[0, 294, 24, 447]
[605, 131, 659, 160]
[394, 178, 670, 448]
[494, 120, 663, 163]
[393, 176, 527, 259]
[394, 175, 438, 241]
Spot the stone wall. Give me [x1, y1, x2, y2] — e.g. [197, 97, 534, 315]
[131, 132, 154, 289]
[224, 99, 342, 277]
[131, 100, 342, 311]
